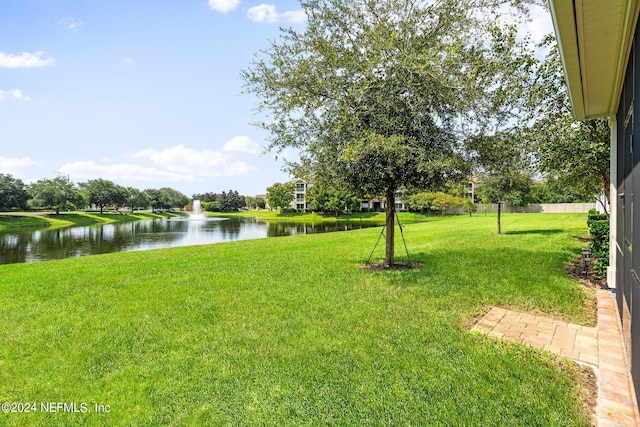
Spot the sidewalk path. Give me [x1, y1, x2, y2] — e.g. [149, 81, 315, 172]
[471, 289, 639, 426]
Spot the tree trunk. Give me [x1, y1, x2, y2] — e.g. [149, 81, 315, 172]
[598, 172, 611, 218]
[385, 186, 396, 267]
[497, 201, 502, 234]
[596, 197, 610, 218]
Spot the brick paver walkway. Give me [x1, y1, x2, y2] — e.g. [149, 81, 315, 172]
[471, 289, 640, 426]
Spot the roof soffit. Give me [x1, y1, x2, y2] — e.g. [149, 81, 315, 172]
[550, 0, 640, 120]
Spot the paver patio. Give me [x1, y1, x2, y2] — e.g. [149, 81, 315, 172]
[471, 288, 640, 426]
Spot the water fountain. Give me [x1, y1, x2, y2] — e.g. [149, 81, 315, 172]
[189, 199, 205, 220]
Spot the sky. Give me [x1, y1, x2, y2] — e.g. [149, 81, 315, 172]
[0, 1, 554, 198]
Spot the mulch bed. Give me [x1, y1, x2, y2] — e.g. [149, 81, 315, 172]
[566, 252, 607, 290]
[576, 363, 598, 427]
[360, 262, 425, 271]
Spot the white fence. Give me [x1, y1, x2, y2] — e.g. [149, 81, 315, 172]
[474, 203, 597, 214]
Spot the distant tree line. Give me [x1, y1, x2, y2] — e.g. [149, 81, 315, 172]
[0, 174, 191, 214]
[264, 176, 595, 217]
[193, 190, 246, 212]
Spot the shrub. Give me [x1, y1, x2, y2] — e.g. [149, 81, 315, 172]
[588, 219, 609, 275]
[203, 201, 220, 212]
[587, 210, 608, 226]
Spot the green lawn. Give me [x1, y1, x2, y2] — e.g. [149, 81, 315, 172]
[215, 209, 436, 224]
[0, 211, 183, 232]
[0, 213, 594, 426]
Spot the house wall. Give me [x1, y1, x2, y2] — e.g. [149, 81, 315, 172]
[615, 26, 640, 407]
[291, 180, 313, 212]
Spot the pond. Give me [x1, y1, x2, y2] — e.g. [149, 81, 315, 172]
[0, 216, 381, 265]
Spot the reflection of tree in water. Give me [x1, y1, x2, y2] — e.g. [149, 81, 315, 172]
[215, 218, 242, 238]
[0, 218, 381, 265]
[0, 233, 30, 264]
[265, 221, 377, 238]
[0, 219, 184, 264]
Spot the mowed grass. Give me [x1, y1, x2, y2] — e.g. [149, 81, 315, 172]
[0, 211, 182, 232]
[216, 210, 435, 224]
[0, 213, 593, 426]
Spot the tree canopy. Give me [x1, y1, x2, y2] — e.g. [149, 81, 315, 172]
[309, 183, 362, 214]
[0, 174, 28, 210]
[243, 0, 534, 266]
[467, 131, 533, 233]
[80, 178, 128, 214]
[266, 182, 295, 211]
[527, 35, 610, 213]
[27, 176, 86, 215]
[144, 187, 189, 211]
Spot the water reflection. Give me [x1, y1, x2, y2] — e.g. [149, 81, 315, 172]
[0, 217, 380, 264]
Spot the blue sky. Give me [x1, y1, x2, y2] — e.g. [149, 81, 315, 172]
[0, 1, 553, 197]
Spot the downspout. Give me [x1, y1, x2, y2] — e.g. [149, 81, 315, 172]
[608, 114, 618, 289]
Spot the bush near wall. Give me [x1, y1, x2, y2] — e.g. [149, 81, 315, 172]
[588, 209, 609, 275]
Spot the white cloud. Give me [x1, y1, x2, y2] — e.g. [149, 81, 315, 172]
[59, 161, 195, 183]
[247, 4, 306, 23]
[0, 90, 30, 101]
[207, 0, 240, 13]
[123, 58, 134, 64]
[58, 145, 257, 187]
[282, 10, 307, 23]
[0, 156, 41, 176]
[247, 4, 278, 23]
[58, 17, 83, 30]
[127, 144, 255, 177]
[223, 136, 260, 155]
[0, 51, 55, 68]
[523, 5, 555, 44]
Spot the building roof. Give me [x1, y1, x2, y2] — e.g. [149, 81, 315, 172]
[549, 0, 640, 120]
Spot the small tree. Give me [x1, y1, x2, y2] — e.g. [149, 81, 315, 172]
[244, 196, 255, 210]
[254, 197, 266, 210]
[310, 183, 361, 215]
[468, 131, 533, 234]
[430, 192, 465, 216]
[266, 182, 295, 212]
[463, 199, 477, 216]
[404, 192, 436, 214]
[476, 172, 531, 234]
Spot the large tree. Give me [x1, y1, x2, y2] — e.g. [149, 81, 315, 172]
[528, 35, 610, 213]
[266, 182, 295, 212]
[144, 187, 189, 211]
[27, 176, 85, 214]
[309, 183, 362, 214]
[0, 174, 28, 210]
[125, 187, 150, 212]
[80, 178, 128, 214]
[243, 0, 532, 266]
